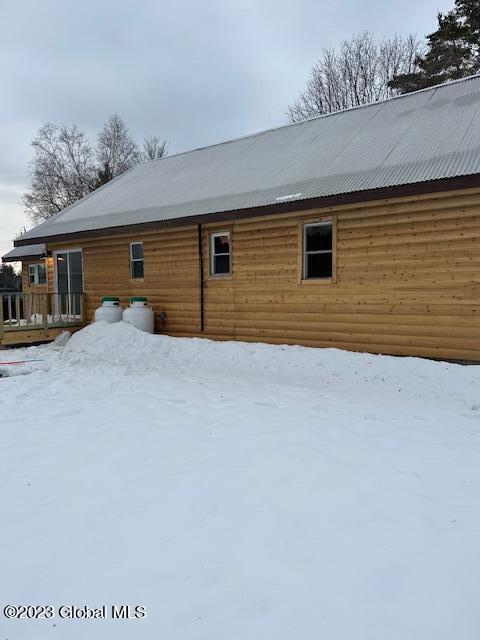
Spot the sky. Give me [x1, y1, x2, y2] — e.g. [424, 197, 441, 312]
[0, 0, 452, 259]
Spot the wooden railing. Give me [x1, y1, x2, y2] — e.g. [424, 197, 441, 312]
[1, 292, 85, 335]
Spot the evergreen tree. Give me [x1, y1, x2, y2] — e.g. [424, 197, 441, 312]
[458, 0, 480, 39]
[0, 264, 21, 291]
[389, 0, 480, 93]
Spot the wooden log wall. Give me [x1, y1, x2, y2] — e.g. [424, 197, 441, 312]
[46, 187, 480, 361]
[49, 227, 201, 335]
[21, 257, 53, 295]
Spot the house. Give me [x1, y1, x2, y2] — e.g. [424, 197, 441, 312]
[2, 243, 49, 292]
[1, 243, 79, 345]
[3, 74, 480, 359]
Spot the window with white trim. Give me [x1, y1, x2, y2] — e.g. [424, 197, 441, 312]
[210, 232, 231, 275]
[303, 221, 333, 279]
[130, 242, 144, 279]
[28, 263, 47, 285]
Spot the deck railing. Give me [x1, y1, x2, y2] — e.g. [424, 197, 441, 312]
[1, 292, 85, 334]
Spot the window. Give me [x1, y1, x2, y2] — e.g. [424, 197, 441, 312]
[37, 263, 47, 284]
[28, 263, 47, 285]
[210, 232, 231, 275]
[303, 221, 333, 279]
[130, 242, 144, 279]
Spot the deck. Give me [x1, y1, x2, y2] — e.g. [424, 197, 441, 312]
[1, 292, 86, 347]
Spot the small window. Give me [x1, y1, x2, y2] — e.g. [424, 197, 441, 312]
[130, 242, 144, 279]
[303, 221, 333, 279]
[28, 263, 47, 286]
[210, 232, 231, 275]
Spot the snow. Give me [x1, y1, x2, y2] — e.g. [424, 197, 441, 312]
[1, 321, 480, 639]
[4, 312, 81, 328]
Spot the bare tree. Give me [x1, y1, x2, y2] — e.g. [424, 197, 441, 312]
[23, 116, 170, 222]
[287, 32, 423, 122]
[378, 34, 420, 91]
[96, 114, 140, 185]
[141, 135, 169, 161]
[22, 124, 96, 223]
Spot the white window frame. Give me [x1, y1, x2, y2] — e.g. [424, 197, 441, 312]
[28, 264, 36, 285]
[210, 231, 231, 276]
[303, 220, 333, 280]
[130, 242, 144, 279]
[28, 263, 46, 286]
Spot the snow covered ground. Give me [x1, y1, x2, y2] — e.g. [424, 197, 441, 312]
[1, 322, 480, 639]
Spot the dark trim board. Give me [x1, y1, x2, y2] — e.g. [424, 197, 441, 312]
[14, 174, 480, 247]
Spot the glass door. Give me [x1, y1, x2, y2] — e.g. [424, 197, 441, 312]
[55, 250, 83, 316]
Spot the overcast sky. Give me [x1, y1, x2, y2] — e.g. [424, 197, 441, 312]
[0, 0, 452, 258]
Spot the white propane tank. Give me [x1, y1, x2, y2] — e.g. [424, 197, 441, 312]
[122, 297, 154, 333]
[94, 296, 123, 323]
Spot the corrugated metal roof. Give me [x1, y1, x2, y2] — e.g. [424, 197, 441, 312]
[17, 74, 480, 244]
[2, 243, 46, 262]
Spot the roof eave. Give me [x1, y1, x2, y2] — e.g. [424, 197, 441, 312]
[14, 174, 480, 247]
[2, 254, 42, 263]
[2, 247, 48, 262]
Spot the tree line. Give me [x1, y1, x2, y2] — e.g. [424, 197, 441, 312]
[0, 264, 22, 291]
[288, 0, 480, 121]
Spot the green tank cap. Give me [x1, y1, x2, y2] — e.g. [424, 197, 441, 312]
[129, 296, 148, 302]
[101, 296, 120, 302]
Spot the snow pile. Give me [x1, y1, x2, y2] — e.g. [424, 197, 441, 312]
[64, 320, 480, 410]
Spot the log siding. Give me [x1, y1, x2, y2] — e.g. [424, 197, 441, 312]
[44, 186, 480, 361]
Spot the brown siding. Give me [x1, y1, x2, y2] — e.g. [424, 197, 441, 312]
[202, 223, 235, 339]
[48, 226, 201, 335]
[46, 187, 480, 361]
[21, 258, 53, 295]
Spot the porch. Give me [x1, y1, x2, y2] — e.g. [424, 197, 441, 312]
[1, 292, 86, 347]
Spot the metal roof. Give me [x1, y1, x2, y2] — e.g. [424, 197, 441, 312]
[17, 74, 480, 244]
[2, 243, 46, 262]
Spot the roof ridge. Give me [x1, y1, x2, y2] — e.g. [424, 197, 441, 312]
[146, 73, 480, 164]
